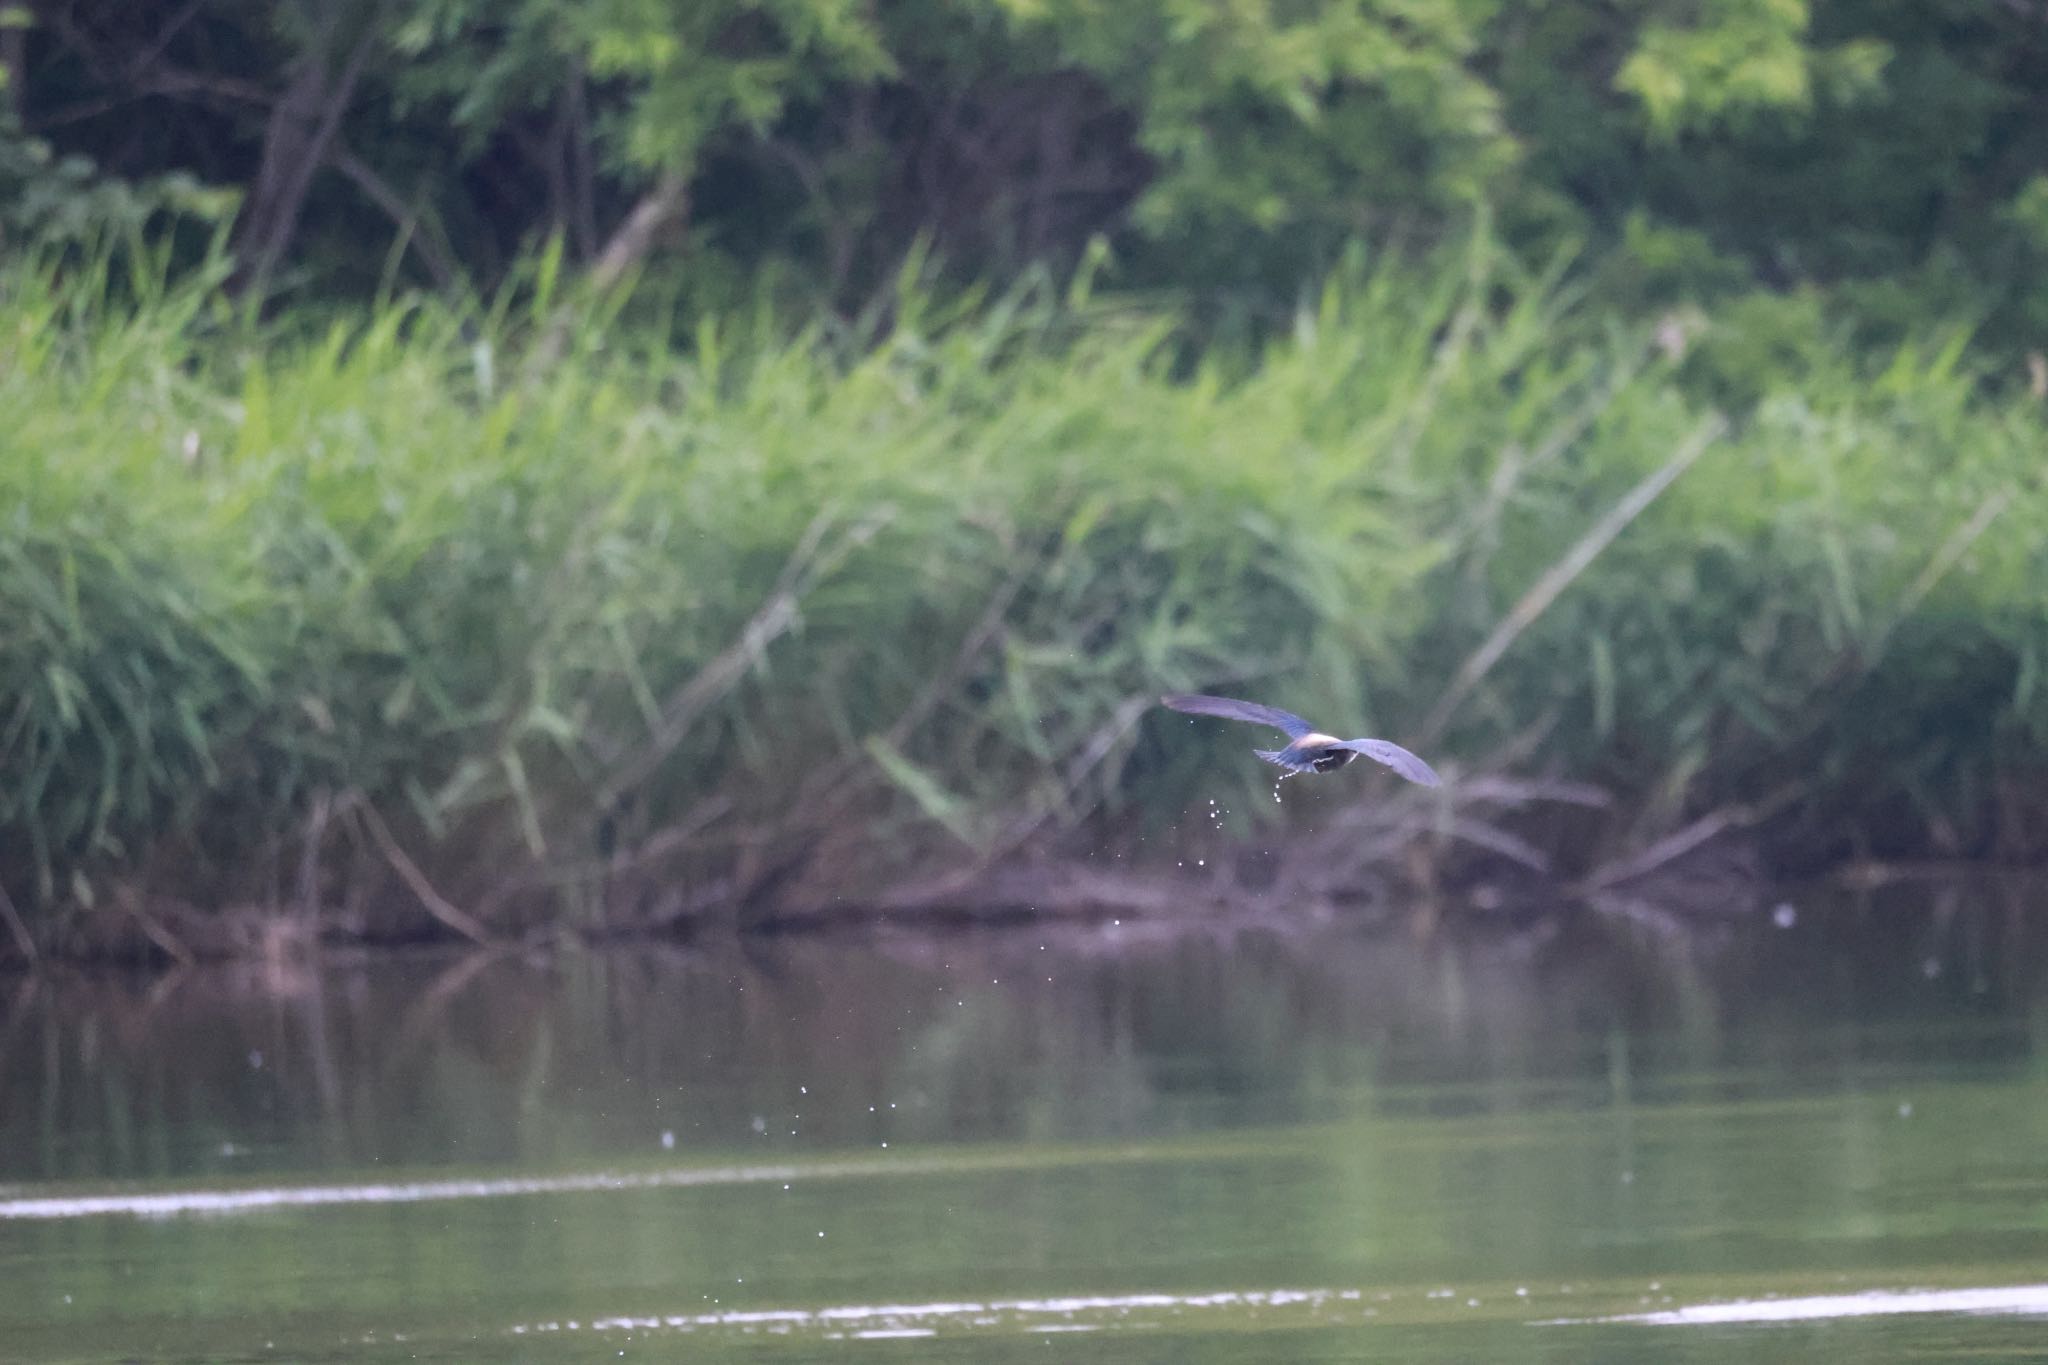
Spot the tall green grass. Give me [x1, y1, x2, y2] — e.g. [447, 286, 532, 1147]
[2, 237, 2044, 952]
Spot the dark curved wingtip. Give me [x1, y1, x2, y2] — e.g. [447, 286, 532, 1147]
[1158, 693, 1314, 738]
[1338, 738, 1443, 787]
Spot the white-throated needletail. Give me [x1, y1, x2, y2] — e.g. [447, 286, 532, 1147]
[1160, 694, 1441, 787]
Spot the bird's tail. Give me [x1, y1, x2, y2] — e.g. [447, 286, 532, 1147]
[1254, 747, 1309, 774]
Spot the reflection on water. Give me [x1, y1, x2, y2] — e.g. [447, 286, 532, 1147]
[1, 879, 2046, 1362]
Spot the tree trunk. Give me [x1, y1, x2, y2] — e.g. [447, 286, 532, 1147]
[229, 6, 377, 296]
[0, 24, 23, 120]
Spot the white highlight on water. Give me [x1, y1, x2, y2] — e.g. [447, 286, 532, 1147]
[0, 1157, 977, 1222]
[511, 1287, 1367, 1339]
[1555, 1285, 2048, 1326]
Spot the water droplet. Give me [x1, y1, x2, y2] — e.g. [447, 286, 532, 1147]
[1772, 902, 1797, 928]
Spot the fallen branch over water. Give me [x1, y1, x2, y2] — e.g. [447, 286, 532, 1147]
[353, 798, 494, 947]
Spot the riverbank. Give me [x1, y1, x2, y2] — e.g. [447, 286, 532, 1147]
[4, 241, 2045, 962]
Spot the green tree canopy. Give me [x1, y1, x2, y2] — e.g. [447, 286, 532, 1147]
[6, 0, 2047, 341]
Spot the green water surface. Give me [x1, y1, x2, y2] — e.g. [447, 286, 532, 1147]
[4, 883, 2048, 1362]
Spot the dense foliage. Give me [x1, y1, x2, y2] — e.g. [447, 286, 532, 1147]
[6, 0, 2048, 343]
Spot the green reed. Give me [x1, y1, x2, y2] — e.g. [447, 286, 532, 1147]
[2, 235, 2042, 948]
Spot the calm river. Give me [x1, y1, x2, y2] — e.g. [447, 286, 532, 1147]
[3, 880, 2047, 1362]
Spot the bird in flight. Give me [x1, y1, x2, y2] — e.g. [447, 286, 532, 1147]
[1160, 693, 1441, 787]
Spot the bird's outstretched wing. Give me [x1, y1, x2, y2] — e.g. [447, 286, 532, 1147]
[1334, 738, 1442, 788]
[1160, 693, 1313, 738]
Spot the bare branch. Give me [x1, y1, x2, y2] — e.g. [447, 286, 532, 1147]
[352, 800, 494, 946]
[523, 166, 692, 371]
[331, 143, 460, 291]
[1421, 413, 1727, 743]
[295, 787, 333, 919]
[594, 509, 889, 810]
[113, 885, 195, 966]
[0, 23, 23, 122]
[0, 875, 35, 963]
[589, 169, 690, 293]
[1439, 816, 1551, 871]
[1584, 778, 1810, 893]
[234, 18, 380, 295]
[566, 67, 598, 257]
[1875, 489, 2011, 655]
[126, 0, 209, 80]
[1450, 775, 1612, 808]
